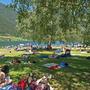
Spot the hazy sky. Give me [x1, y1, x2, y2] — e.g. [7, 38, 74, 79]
[0, 0, 11, 5]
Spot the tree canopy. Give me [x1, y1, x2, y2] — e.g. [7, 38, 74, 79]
[11, 0, 90, 45]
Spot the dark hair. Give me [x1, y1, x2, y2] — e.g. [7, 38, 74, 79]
[1, 65, 9, 74]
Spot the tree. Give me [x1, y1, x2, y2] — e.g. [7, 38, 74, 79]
[11, 0, 90, 45]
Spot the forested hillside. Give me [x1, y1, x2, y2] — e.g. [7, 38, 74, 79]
[0, 3, 16, 35]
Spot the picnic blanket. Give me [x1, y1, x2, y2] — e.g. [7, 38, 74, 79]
[43, 63, 61, 70]
[43, 62, 68, 70]
[43, 63, 58, 68]
[49, 55, 57, 59]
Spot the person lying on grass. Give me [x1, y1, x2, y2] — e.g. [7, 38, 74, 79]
[10, 58, 21, 65]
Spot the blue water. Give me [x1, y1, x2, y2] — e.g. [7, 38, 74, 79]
[0, 41, 65, 47]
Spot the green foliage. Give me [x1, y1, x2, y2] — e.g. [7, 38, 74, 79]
[12, 0, 90, 45]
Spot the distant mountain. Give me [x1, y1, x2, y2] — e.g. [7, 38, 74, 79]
[0, 3, 16, 35]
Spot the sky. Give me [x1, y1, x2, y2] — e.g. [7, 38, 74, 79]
[0, 0, 33, 11]
[0, 0, 12, 5]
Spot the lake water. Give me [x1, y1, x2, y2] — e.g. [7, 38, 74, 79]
[0, 41, 65, 47]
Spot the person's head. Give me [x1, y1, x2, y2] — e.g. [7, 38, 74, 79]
[1, 65, 9, 75]
[41, 76, 48, 84]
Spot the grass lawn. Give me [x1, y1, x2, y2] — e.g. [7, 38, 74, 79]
[0, 49, 90, 90]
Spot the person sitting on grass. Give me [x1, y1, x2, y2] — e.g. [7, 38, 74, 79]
[56, 48, 71, 58]
[47, 45, 52, 51]
[10, 58, 21, 65]
[49, 52, 58, 59]
[22, 54, 30, 63]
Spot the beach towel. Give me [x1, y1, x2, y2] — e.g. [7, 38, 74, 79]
[43, 63, 60, 70]
[43, 63, 58, 68]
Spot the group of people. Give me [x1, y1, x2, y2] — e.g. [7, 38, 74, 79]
[0, 65, 53, 90]
[17, 74, 53, 90]
[9, 57, 36, 65]
[49, 48, 71, 59]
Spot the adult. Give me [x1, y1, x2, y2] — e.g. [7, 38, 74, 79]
[47, 45, 52, 50]
[0, 69, 12, 89]
[0, 71, 5, 88]
[1, 65, 12, 85]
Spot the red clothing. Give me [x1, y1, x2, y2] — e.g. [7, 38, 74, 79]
[18, 80, 27, 90]
[48, 65, 60, 70]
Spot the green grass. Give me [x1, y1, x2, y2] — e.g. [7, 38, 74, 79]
[0, 49, 90, 90]
[0, 35, 28, 41]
